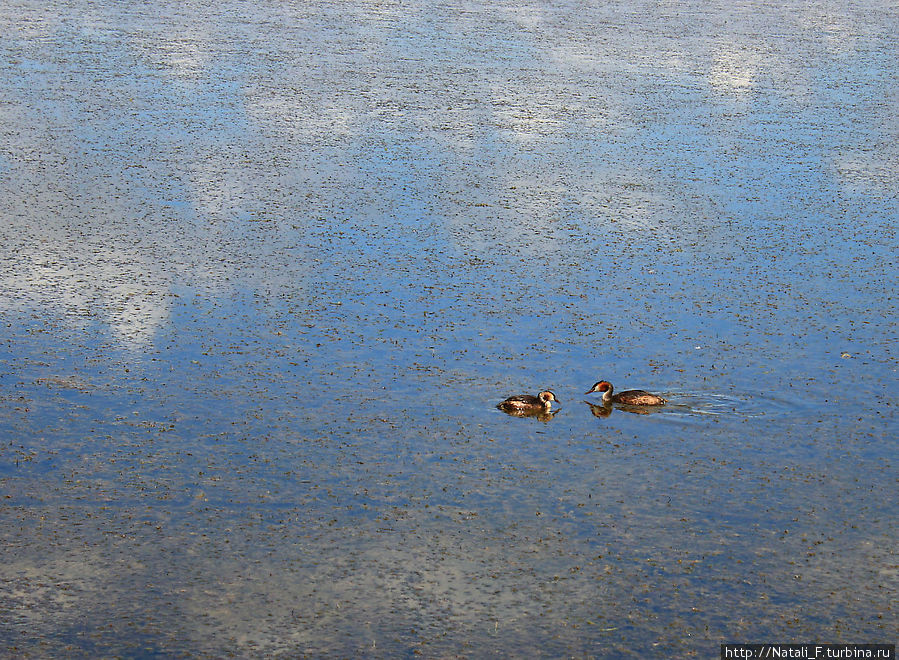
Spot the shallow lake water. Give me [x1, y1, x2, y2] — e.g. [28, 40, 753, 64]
[1, 0, 897, 656]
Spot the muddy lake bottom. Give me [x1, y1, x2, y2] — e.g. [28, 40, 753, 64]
[1, 0, 897, 656]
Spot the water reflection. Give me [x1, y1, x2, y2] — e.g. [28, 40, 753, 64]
[497, 407, 559, 422]
[708, 49, 758, 93]
[584, 400, 613, 418]
[583, 400, 665, 417]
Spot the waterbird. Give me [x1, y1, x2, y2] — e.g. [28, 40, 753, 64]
[498, 390, 559, 414]
[584, 380, 666, 406]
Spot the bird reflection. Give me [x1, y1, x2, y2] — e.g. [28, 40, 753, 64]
[498, 407, 559, 422]
[584, 401, 613, 418]
[583, 401, 656, 417]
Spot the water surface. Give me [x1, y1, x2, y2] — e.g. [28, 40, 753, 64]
[1, 0, 897, 656]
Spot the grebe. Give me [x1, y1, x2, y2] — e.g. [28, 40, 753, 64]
[584, 381, 666, 406]
[498, 390, 559, 414]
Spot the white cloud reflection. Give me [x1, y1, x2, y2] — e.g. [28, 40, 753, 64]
[149, 37, 211, 79]
[244, 86, 360, 142]
[2, 0, 895, 353]
[708, 50, 757, 93]
[1, 246, 174, 348]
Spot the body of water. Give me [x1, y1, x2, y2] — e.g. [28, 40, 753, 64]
[1, 0, 896, 656]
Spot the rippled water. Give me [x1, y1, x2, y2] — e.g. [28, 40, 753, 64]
[1, 0, 897, 656]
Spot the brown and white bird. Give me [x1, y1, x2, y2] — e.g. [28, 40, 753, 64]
[498, 390, 559, 414]
[584, 380, 666, 406]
